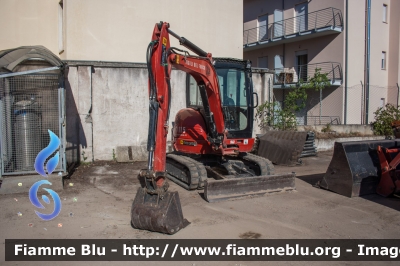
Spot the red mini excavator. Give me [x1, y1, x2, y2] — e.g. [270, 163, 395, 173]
[131, 22, 295, 234]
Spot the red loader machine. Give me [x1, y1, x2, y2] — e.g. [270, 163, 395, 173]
[130, 22, 295, 234]
[320, 122, 400, 198]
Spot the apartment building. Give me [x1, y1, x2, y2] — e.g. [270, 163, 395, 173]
[0, 0, 243, 62]
[244, 0, 400, 125]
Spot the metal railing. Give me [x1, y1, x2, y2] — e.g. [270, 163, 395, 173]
[305, 116, 341, 125]
[244, 7, 343, 46]
[273, 62, 342, 85]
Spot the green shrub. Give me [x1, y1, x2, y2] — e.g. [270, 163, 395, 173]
[371, 103, 400, 136]
[256, 68, 330, 131]
[321, 123, 332, 132]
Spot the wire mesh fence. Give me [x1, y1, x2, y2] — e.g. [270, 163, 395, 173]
[0, 74, 62, 174]
[346, 84, 399, 125]
[270, 85, 399, 126]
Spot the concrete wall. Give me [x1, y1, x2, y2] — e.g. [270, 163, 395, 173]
[65, 63, 182, 161]
[251, 69, 275, 135]
[316, 136, 386, 151]
[65, 63, 273, 162]
[0, 0, 243, 62]
[297, 124, 375, 135]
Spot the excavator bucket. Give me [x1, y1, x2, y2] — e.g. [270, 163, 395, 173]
[204, 173, 296, 202]
[319, 139, 400, 197]
[131, 188, 189, 234]
[257, 131, 308, 165]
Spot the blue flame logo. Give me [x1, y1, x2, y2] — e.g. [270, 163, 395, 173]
[34, 130, 60, 177]
[29, 180, 62, 220]
[30, 130, 62, 220]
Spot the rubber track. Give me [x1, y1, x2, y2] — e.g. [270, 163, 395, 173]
[238, 153, 275, 176]
[182, 156, 208, 188]
[166, 154, 207, 190]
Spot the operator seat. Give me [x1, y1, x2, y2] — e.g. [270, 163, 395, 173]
[224, 96, 235, 106]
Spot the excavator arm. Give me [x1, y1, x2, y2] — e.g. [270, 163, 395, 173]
[145, 22, 231, 188]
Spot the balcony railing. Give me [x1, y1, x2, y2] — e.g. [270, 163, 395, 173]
[243, 7, 343, 46]
[273, 62, 342, 86]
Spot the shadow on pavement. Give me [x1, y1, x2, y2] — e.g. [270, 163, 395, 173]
[296, 173, 324, 186]
[297, 173, 400, 212]
[360, 194, 400, 212]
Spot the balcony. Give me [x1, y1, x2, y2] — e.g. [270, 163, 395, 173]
[243, 7, 343, 51]
[273, 61, 342, 89]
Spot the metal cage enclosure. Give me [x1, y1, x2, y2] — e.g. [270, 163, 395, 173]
[0, 46, 66, 177]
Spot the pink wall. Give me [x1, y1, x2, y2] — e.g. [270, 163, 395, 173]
[369, 0, 389, 87]
[244, 33, 343, 69]
[244, 0, 344, 69]
[387, 0, 400, 88]
[244, 0, 400, 125]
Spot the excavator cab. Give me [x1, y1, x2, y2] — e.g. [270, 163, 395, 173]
[187, 58, 255, 138]
[216, 58, 254, 137]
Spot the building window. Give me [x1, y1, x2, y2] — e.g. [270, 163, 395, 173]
[381, 98, 386, 108]
[258, 56, 268, 68]
[382, 51, 386, 69]
[58, 1, 64, 54]
[383, 4, 388, 23]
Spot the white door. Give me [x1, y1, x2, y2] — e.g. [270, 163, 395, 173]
[295, 3, 308, 32]
[274, 9, 283, 38]
[274, 55, 284, 83]
[258, 14, 268, 41]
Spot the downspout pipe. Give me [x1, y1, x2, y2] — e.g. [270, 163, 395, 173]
[84, 66, 94, 163]
[268, 77, 272, 103]
[282, 0, 285, 68]
[344, 0, 348, 124]
[365, 0, 371, 124]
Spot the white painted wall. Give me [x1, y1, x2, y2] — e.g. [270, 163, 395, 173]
[0, 0, 243, 62]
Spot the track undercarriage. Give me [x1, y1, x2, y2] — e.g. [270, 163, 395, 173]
[166, 152, 294, 202]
